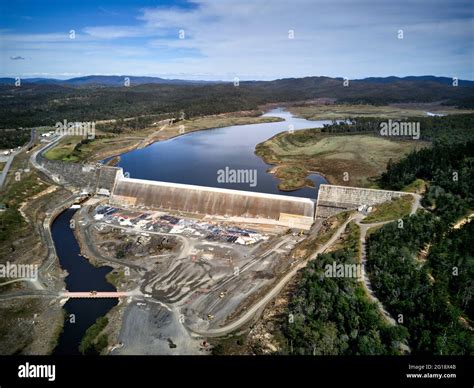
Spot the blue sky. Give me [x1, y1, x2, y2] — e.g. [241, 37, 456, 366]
[1, 0, 473, 80]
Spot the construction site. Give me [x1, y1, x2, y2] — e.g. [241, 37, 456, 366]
[53, 161, 414, 354]
[27, 137, 416, 355]
[74, 197, 302, 354]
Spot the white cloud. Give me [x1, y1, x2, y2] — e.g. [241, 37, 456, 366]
[1, 0, 473, 79]
[83, 26, 147, 39]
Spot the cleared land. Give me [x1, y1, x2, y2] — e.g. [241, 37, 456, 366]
[288, 102, 474, 120]
[256, 132, 428, 189]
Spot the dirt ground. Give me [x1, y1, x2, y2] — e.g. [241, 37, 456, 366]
[113, 302, 205, 355]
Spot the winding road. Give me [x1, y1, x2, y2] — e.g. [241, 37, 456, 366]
[193, 215, 358, 337]
[356, 219, 397, 325]
[0, 129, 35, 190]
[195, 193, 422, 337]
[356, 193, 422, 326]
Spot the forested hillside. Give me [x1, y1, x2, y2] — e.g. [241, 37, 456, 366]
[366, 213, 473, 354]
[284, 223, 407, 355]
[320, 113, 474, 141]
[1, 76, 473, 129]
[368, 134, 474, 354]
[283, 118, 474, 355]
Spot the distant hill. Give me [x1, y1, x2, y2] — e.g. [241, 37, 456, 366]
[0, 74, 472, 87]
[0, 75, 218, 87]
[0, 74, 473, 129]
[355, 76, 474, 86]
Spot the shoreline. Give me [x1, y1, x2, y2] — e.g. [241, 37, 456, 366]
[265, 164, 328, 192]
[254, 129, 429, 189]
[81, 113, 285, 163]
[92, 109, 331, 192]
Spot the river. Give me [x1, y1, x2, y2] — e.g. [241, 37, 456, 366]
[52, 209, 117, 355]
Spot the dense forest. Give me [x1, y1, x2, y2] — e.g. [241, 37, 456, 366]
[283, 117, 473, 355]
[428, 222, 474, 321]
[0, 76, 473, 129]
[0, 128, 31, 149]
[320, 113, 474, 142]
[367, 135, 474, 354]
[380, 141, 474, 213]
[283, 223, 408, 355]
[366, 214, 473, 354]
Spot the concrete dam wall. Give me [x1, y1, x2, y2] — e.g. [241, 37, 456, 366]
[36, 154, 120, 193]
[316, 184, 409, 218]
[110, 177, 315, 228]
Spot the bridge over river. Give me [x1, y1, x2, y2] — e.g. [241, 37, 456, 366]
[60, 291, 137, 299]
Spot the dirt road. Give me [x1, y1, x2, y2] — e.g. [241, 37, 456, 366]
[192, 215, 358, 337]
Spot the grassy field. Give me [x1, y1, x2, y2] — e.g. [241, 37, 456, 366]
[0, 171, 48, 244]
[1, 171, 48, 207]
[361, 195, 414, 224]
[43, 135, 140, 162]
[402, 178, 427, 194]
[170, 114, 282, 132]
[269, 165, 314, 191]
[256, 132, 428, 189]
[288, 103, 474, 120]
[43, 136, 83, 161]
[331, 220, 361, 252]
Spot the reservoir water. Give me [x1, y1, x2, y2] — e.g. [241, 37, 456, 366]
[115, 108, 331, 198]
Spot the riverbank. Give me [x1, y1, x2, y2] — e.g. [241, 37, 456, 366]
[52, 209, 119, 355]
[252, 102, 471, 191]
[0, 147, 73, 354]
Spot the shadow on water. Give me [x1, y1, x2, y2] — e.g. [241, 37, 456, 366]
[52, 209, 117, 355]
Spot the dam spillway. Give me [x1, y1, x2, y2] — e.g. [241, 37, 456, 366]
[316, 184, 410, 218]
[110, 175, 315, 229]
